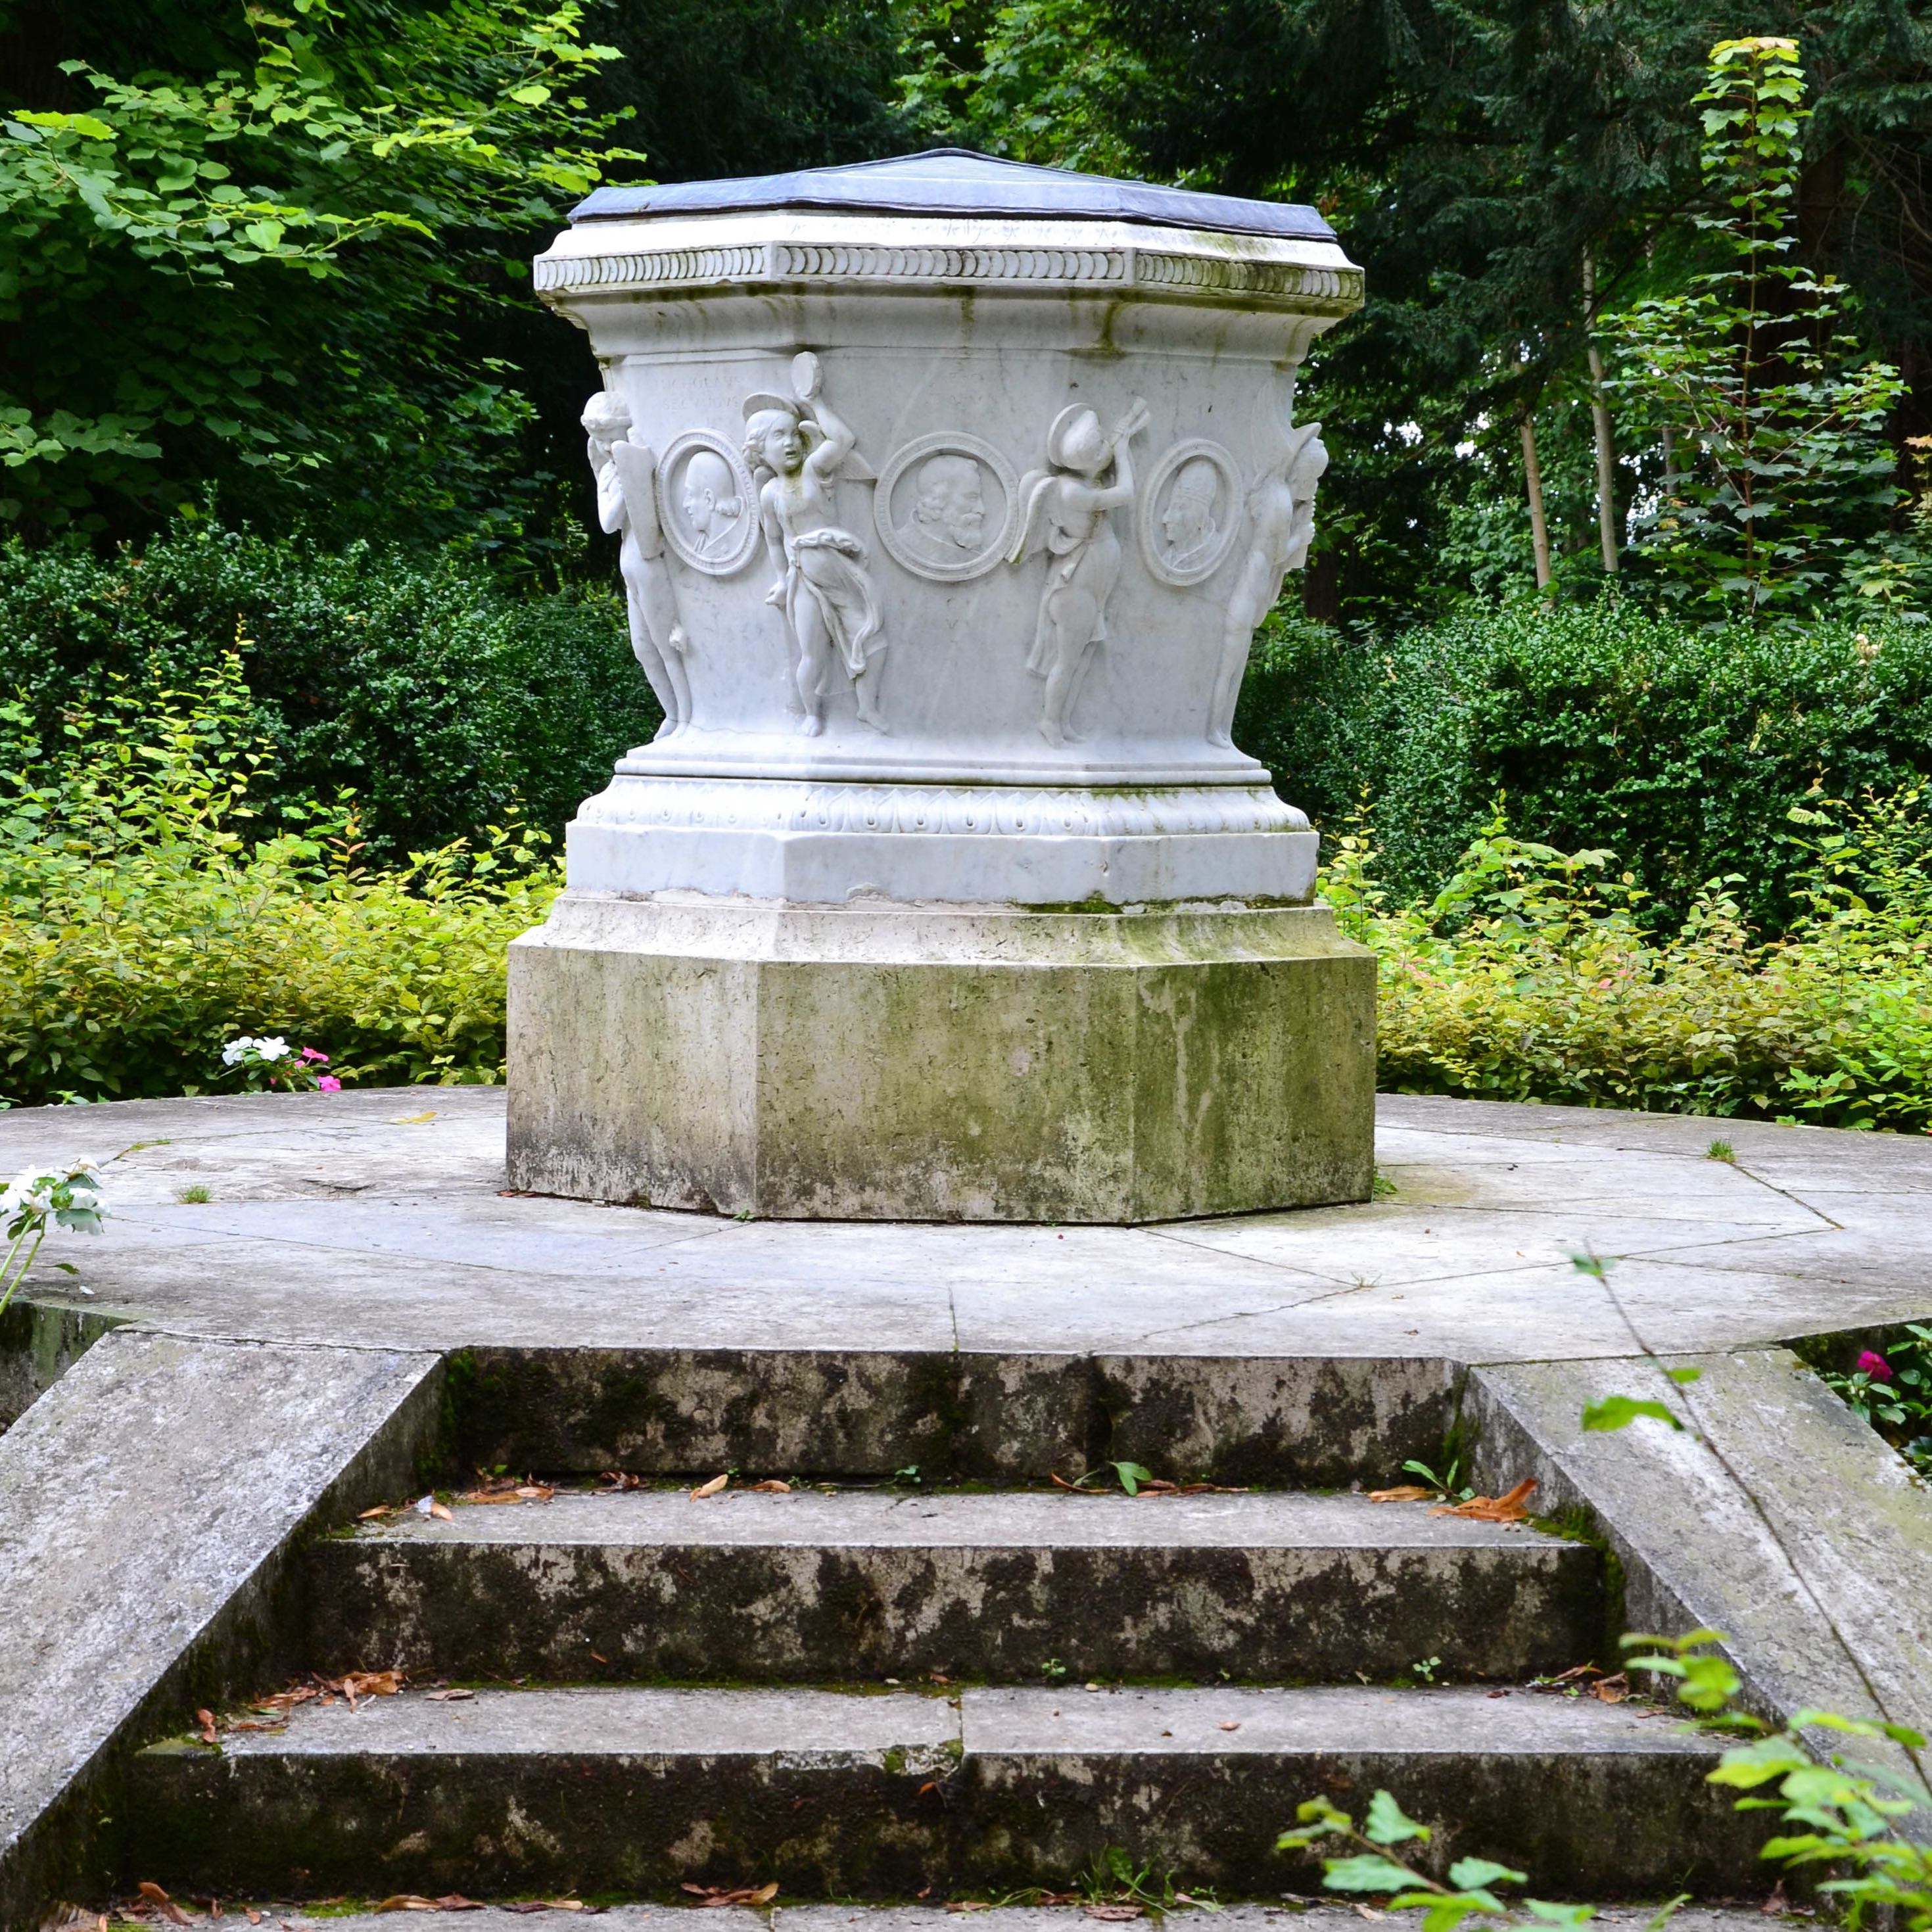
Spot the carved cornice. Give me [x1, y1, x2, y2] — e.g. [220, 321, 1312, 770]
[535, 240, 1364, 315]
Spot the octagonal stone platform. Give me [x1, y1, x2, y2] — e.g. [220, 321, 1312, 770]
[3, 1087, 1931, 1924]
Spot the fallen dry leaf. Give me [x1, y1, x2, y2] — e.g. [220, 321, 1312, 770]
[425, 1687, 475, 1702]
[1590, 1673, 1630, 1705]
[429, 1501, 454, 1522]
[390, 1111, 438, 1124]
[690, 1473, 730, 1499]
[1761, 1882, 1788, 1917]
[945, 1906, 990, 1916]
[373, 1901, 438, 1915]
[194, 1710, 218, 1746]
[678, 1885, 775, 1909]
[746, 1480, 790, 1494]
[460, 1485, 555, 1506]
[247, 1914, 261, 1925]
[1367, 1485, 1434, 1503]
[1431, 1478, 1536, 1522]
[1172, 1483, 1248, 1496]
[1217, 1720, 1242, 1732]
[1085, 1909, 1143, 1923]
[599, 1471, 642, 1490]
[356, 1505, 394, 1521]
[137, 1887, 189, 1927]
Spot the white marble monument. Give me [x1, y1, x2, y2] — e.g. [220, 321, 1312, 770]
[509, 150, 1375, 1221]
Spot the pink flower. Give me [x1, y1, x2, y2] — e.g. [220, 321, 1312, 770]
[1857, 1349, 1893, 1382]
[318, 1075, 342, 1093]
[300, 1047, 330, 1064]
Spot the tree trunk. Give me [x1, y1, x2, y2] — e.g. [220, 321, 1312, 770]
[1582, 248, 1620, 573]
[1519, 408, 1553, 592]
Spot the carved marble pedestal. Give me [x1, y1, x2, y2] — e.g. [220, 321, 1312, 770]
[507, 150, 1375, 1222]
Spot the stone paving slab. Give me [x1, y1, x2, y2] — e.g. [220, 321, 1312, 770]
[308, 1488, 1597, 1684]
[0, 1330, 442, 1927]
[4, 1091, 1927, 1365]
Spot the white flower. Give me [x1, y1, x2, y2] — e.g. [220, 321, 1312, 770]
[221, 1037, 256, 1066]
[255, 1037, 291, 1062]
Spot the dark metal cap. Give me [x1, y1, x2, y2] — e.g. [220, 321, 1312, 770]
[572, 147, 1335, 243]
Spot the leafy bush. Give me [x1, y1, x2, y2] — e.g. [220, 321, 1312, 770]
[1323, 789, 1932, 1132]
[0, 517, 657, 858]
[1237, 598, 1932, 929]
[0, 656, 557, 1105]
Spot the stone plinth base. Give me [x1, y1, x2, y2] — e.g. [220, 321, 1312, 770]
[506, 893, 1375, 1223]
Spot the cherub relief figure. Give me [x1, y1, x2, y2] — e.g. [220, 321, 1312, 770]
[1208, 398, 1327, 749]
[745, 352, 888, 736]
[583, 390, 694, 734]
[1010, 397, 1150, 747]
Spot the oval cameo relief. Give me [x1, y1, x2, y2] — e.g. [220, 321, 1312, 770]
[874, 432, 1020, 583]
[656, 431, 761, 576]
[1137, 437, 1244, 588]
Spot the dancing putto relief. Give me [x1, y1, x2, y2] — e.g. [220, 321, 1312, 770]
[584, 364, 1327, 748]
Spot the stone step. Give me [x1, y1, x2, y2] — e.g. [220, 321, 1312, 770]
[306, 1488, 1600, 1684]
[452, 1346, 1461, 1488]
[259, 1908, 1794, 1932]
[130, 1684, 1764, 1900]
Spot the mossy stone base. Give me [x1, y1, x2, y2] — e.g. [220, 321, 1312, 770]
[506, 893, 1375, 1223]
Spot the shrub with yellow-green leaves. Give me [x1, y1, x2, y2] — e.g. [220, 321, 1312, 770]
[0, 657, 557, 1105]
[1326, 793, 1932, 1131]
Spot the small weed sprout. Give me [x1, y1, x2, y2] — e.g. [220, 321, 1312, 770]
[175, 1183, 212, 1204]
[1707, 1139, 1736, 1163]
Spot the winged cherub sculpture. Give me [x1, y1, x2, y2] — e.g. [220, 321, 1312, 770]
[582, 390, 694, 734]
[745, 352, 888, 736]
[1208, 398, 1327, 748]
[1009, 396, 1151, 748]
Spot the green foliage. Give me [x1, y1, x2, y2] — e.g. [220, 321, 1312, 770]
[902, 1, 1932, 623]
[1607, 40, 1914, 617]
[0, 0, 638, 547]
[0, 516, 654, 857]
[1236, 598, 1932, 929]
[1818, 1325, 1932, 1477]
[1286, 1624, 1932, 1932]
[0, 653, 557, 1104]
[1321, 787, 1932, 1132]
[1580, 1395, 1685, 1434]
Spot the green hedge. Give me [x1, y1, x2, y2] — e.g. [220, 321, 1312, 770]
[0, 519, 659, 859]
[1235, 600, 1932, 929]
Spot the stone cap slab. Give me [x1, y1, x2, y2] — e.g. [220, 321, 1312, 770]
[572, 148, 1336, 243]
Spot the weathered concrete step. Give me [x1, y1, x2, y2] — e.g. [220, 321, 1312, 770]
[308, 1490, 1600, 1684]
[451, 1346, 1461, 1486]
[130, 1684, 1763, 1899]
[283, 1906, 1795, 1932]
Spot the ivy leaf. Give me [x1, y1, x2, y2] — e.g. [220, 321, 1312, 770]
[1582, 1395, 1684, 1432]
[1366, 1790, 1432, 1846]
[1321, 1856, 1416, 1894]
